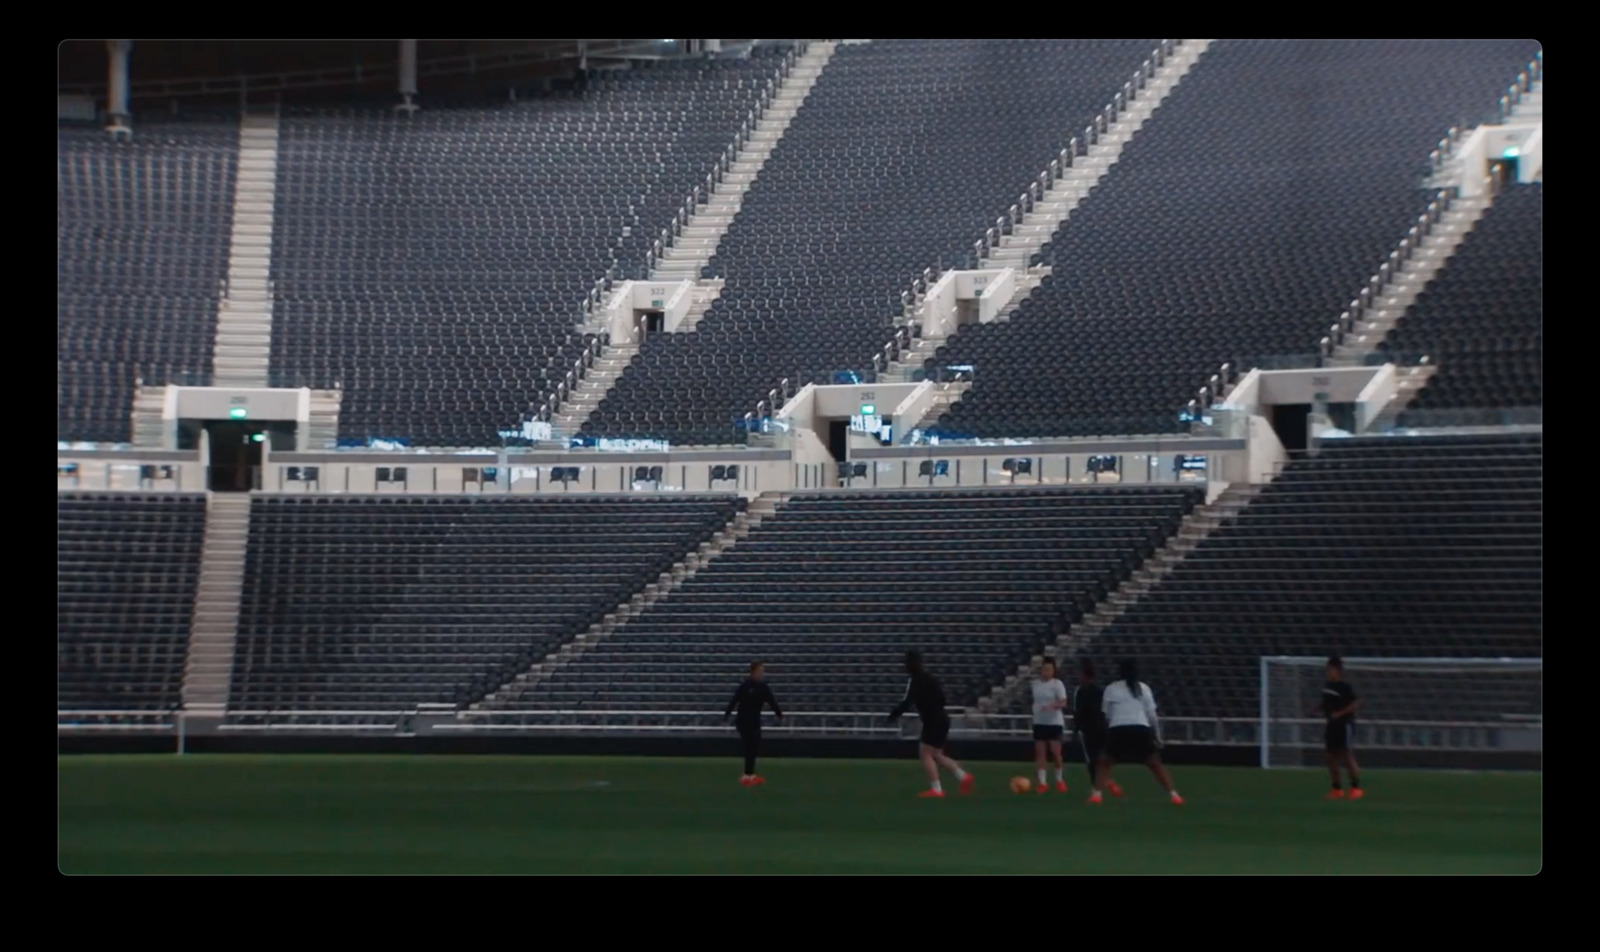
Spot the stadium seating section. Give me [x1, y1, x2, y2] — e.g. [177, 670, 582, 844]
[57, 493, 208, 709]
[1385, 183, 1542, 424]
[586, 40, 1156, 445]
[1063, 435, 1542, 720]
[229, 495, 743, 709]
[57, 118, 238, 443]
[268, 54, 784, 447]
[490, 486, 1202, 713]
[929, 39, 1541, 439]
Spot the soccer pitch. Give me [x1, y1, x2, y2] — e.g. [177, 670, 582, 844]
[57, 755, 1541, 874]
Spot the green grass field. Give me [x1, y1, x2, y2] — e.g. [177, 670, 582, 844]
[57, 755, 1541, 874]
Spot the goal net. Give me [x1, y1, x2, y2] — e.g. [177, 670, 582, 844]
[1259, 657, 1542, 770]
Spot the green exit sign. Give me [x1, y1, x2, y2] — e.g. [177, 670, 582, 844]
[651, 299, 664, 308]
[860, 404, 876, 416]
[228, 407, 248, 420]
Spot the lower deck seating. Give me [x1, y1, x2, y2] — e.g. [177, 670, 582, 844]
[229, 494, 743, 709]
[57, 493, 207, 709]
[1068, 435, 1542, 720]
[493, 486, 1203, 713]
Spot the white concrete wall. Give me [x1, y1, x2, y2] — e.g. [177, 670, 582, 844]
[1457, 122, 1541, 198]
[891, 381, 935, 437]
[813, 383, 920, 419]
[775, 383, 818, 433]
[1219, 368, 1262, 415]
[1257, 367, 1378, 405]
[978, 268, 1017, 324]
[920, 271, 959, 338]
[1355, 363, 1397, 432]
[175, 387, 302, 421]
[57, 455, 204, 492]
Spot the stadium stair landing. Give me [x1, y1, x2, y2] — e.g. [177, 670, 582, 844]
[920, 39, 1212, 428]
[470, 491, 789, 708]
[212, 108, 279, 389]
[984, 39, 1212, 272]
[557, 44, 835, 442]
[649, 42, 836, 284]
[1327, 193, 1490, 369]
[181, 492, 253, 715]
[976, 483, 1261, 714]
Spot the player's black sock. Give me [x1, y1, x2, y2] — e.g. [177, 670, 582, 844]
[744, 755, 756, 774]
[1350, 777, 1360, 790]
[1331, 781, 1342, 790]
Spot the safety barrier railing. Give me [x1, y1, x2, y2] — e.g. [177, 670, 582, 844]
[58, 708, 1257, 745]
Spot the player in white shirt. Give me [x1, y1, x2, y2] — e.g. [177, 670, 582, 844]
[1030, 658, 1070, 793]
[1088, 660, 1183, 805]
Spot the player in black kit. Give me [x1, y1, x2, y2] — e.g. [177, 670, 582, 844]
[887, 650, 975, 798]
[1073, 660, 1123, 797]
[1321, 656, 1362, 800]
[725, 661, 783, 787]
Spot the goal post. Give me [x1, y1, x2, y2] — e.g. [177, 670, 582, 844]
[1259, 656, 1542, 770]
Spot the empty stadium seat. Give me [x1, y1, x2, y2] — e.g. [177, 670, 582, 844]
[57, 493, 208, 709]
[488, 485, 1202, 713]
[1039, 435, 1543, 720]
[57, 117, 238, 443]
[929, 39, 1540, 440]
[228, 494, 744, 709]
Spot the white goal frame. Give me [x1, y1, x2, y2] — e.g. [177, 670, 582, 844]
[1259, 656, 1542, 769]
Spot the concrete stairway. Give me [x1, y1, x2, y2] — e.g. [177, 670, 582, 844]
[474, 492, 787, 707]
[551, 340, 640, 440]
[886, 270, 1048, 387]
[1363, 365, 1439, 432]
[1327, 194, 1491, 367]
[977, 483, 1261, 714]
[892, 41, 1211, 427]
[905, 381, 972, 438]
[983, 40, 1212, 272]
[131, 384, 167, 447]
[181, 492, 253, 715]
[650, 43, 836, 284]
[212, 111, 280, 389]
[305, 388, 343, 450]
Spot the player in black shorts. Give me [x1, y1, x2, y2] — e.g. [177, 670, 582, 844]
[887, 650, 975, 798]
[725, 661, 783, 787]
[1072, 660, 1122, 797]
[1320, 655, 1362, 800]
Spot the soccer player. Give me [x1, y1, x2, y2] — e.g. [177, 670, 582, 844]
[1088, 660, 1183, 805]
[1072, 660, 1122, 797]
[1031, 658, 1070, 793]
[725, 661, 783, 787]
[887, 650, 975, 798]
[1321, 655, 1363, 799]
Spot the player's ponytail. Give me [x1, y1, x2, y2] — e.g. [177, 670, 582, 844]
[1119, 659, 1141, 698]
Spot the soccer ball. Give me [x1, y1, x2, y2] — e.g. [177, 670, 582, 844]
[1010, 776, 1033, 794]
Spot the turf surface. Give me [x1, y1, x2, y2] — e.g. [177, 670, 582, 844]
[57, 755, 1541, 874]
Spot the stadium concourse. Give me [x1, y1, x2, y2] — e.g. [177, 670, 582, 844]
[59, 40, 1540, 780]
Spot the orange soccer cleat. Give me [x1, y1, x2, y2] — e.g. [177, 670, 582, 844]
[1170, 793, 1185, 806]
[1036, 782, 1049, 795]
[918, 788, 946, 799]
[1326, 789, 1346, 800]
[749, 775, 767, 786]
[1087, 791, 1103, 804]
[1108, 781, 1124, 798]
[1348, 788, 1365, 800]
[959, 774, 976, 796]
[1055, 781, 1070, 794]
[739, 776, 755, 787]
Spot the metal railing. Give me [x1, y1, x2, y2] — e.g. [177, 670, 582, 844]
[59, 709, 1539, 761]
[60, 708, 1255, 744]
